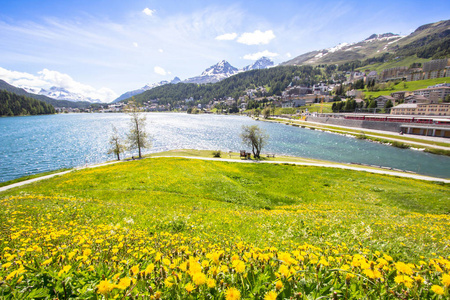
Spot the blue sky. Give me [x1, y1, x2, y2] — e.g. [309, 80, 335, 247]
[0, 0, 449, 102]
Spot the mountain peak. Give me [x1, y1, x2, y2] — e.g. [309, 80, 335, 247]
[243, 57, 275, 71]
[201, 60, 238, 77]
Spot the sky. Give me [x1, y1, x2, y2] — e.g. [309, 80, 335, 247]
[0, 0, 449, 102]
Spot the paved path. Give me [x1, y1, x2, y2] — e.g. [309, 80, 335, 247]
[271, 117, 450, 150]
[0, 156, 447, 193]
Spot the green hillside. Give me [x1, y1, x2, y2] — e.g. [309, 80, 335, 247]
[0, 89, 55, 116]
[360, 77, 450, 99]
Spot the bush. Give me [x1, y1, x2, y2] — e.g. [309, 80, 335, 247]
[391, 141, 410, 149]
[212, 150, 222, 158]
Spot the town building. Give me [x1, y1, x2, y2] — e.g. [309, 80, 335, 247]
[374, 95, 395, 108]
[391, 103, 450, 116]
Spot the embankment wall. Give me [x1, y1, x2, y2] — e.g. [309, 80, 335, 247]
[306, 116, 402, 132]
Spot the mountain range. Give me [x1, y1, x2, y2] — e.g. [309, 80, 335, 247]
[22, 86, 104, 103]
[0, 80, 92, 109]
[113, 57, 274, 102]
[283, 19, 450, 66]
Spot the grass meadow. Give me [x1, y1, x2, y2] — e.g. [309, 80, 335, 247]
[0, 157, 449, 299]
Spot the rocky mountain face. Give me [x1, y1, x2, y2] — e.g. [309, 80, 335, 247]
[183, 60, 239, 84]
[282, 19, 450, 66]
[242, 57, 274, 71]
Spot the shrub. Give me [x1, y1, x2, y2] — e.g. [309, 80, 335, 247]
[212, 150, 222, 158]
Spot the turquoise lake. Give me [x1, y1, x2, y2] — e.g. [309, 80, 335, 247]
[0, 113, 449, 182]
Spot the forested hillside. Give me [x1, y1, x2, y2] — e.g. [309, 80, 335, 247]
[0, 90, 56, 116]
[129, 65, 340, 105]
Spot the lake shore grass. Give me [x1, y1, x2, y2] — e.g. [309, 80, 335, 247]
[0, 156, 449, 299]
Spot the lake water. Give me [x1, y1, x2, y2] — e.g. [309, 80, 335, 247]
[0, 113, 449, 182]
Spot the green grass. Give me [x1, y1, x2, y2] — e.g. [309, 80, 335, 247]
[0, 168, 71, 188]
[360, 77, 450, 99]
[355, 55, 431, 73]
[1, 157, 449, 299]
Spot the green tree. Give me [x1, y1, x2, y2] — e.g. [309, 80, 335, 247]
[126, 103, 152, 158]
[107, 126, 126, 160]
[240, 125, 268, 159]
[262, 106, 271, 119]
[384, 100, 393, 109]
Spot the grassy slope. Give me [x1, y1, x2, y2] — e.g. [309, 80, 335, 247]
[1, 157, 449, 299]
[360, 77, 450, 98]
[355, 56, 431, 73]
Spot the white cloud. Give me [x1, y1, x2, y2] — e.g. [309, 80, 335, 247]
[286, 52, 292, 58]
[0, 67, 117, 102]
[158, 48, 164, 53]
[237, 30, 275, 45]
[243, 50, 279, 60]
[142, 8, 155, 16]
[215, 33, 237, 41]
[133, 42, 139, 47]
[154, 66, 167, 76]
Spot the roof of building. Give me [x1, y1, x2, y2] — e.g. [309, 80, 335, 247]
[375, 95, 395, 100]
[392, 104, 417, 109]
[414, 86, 450, 91]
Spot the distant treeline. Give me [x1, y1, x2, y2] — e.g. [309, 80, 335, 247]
[0, 90, 55, 116]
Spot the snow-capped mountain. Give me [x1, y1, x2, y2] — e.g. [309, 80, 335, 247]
[184, 60, 239, 84]
[113, 77, 181, 103]
[242, 57, 274, 71]
[22, 86, 103, 103]
[114, 58, 275, 101]
[282, 33, 403, 66]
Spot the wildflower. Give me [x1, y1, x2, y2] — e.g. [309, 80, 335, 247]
[192, 272, 206, 285]
[58, 265, 72, 277]
[207, 278, 216, 288]
[97, 280, 114, 295]
[278, 264, 290, 277]
[164, 276, 175, 288]
[431, 285, 444, 295]
[225, 287, 241, 300]
[394, 275, 414, 288]
[116, 277, 132, 290]
[396, 262, 413, 275]
[233, 260, 246, 273]
[41, 258, 52, 266]
[130, 264, 139, 275]
[144, 263, 155, 276]
[185, 282, 195, 293]
[275, 280, 283, 290]
[264, 291, 277, 300]
[442, 274, 450, 287]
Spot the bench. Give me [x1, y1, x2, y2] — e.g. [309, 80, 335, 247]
[266, 153, 275, 158]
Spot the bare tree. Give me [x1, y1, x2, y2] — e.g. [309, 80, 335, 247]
[107, 125, 126, 160]
[126, 103, 152, 158]
[240, 125, 268, 159]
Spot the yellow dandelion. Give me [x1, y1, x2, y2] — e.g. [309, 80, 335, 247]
[192, 272, 206, 285]
[130, 264, 139, 275]
[275, 280, 283, 290]
[442, 274, 450, 288]
[431, 285, 444, 295]
[264, 291, 277, 300]
[225, 287, 241, 300]
[185, 282, 195, 293]
[97, 280, 114, 295]
[116, 277, 132, 290]
[207, 278, 216, 288]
